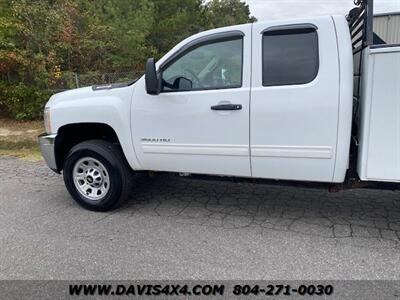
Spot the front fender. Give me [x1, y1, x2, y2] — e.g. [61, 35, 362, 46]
[48, 85, 142, 170]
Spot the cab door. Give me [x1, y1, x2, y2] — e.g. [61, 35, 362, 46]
[250, 17, 340, 182]
[132, 25, 252, 177]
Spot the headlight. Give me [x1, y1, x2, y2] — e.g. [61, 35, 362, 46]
[44, 107, 52, 134]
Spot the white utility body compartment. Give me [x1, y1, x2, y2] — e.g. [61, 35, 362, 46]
[358, 46, 400, 181]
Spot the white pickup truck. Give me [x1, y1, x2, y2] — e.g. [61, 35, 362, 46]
[39, 0, 400, 211]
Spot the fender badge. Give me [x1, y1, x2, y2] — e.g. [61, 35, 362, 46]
[141, 138, 171, 143]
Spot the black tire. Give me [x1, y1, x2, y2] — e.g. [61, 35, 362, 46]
[63, 140, 132, 212]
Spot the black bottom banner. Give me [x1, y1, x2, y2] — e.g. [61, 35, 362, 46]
[0, 280, 399, 299]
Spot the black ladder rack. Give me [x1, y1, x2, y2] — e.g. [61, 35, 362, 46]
[347, 0, 374, 54]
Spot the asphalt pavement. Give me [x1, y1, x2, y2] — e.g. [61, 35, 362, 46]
[1, 157, 400, 280]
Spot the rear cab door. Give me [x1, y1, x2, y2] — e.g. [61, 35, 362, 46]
[250, 17, 341, 182]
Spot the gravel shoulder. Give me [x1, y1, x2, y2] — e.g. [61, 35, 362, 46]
[0, 119, 43, 160]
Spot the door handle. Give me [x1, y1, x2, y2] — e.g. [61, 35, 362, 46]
[211, 104, 242, 111]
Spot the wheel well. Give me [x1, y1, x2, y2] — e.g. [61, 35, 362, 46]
[55, 123, 120, 171]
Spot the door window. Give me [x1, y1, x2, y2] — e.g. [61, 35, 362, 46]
[161, 37, 243, 92]
[262, 27, 319, 86]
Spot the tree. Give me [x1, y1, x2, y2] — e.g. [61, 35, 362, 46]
[148, 0, 256, 58]
[0, 0, 80, 118]
[205, 0, 257, 28]
[0, 0, 156, 118]
[0, 0, 256, 119]
[78, 0, 155, 72]
[148, 0, 207, 58]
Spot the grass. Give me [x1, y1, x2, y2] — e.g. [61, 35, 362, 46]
[0, 118, 44, 161]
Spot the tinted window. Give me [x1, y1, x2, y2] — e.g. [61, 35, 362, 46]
[262, 29, 319, 86]
[162, 38, 243, 92]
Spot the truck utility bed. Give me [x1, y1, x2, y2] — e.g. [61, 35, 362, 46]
[358, 45, 400, 181]
[349, 0, 400, 182]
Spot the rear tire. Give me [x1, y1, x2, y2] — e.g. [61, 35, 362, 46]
[63, 140, 132, 211]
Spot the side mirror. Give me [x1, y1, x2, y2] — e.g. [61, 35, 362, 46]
[173, 77, 192, 91]
[145, 58, 160, 95]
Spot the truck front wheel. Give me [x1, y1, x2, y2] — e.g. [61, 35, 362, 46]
[63, 140, 132, 211]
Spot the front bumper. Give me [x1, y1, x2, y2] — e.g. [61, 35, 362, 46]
[38, 133, 58, 172]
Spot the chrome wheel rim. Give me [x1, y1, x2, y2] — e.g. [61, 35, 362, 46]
[72, 157, 110, 201]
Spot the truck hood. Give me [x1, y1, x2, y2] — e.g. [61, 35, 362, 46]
[46, 86, 94, 107]
[46, 80, 138, 108]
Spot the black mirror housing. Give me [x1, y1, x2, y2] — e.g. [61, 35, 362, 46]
[145, 58, 160, 95]
[173, 77, 192, 91]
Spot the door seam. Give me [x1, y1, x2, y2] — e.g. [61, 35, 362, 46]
[249, 23, 254, 177]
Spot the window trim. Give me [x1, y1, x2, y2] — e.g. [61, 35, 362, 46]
[159, 31, 245, 93]
[262, 23, 318, 35]
[261, 24, 320, 87]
